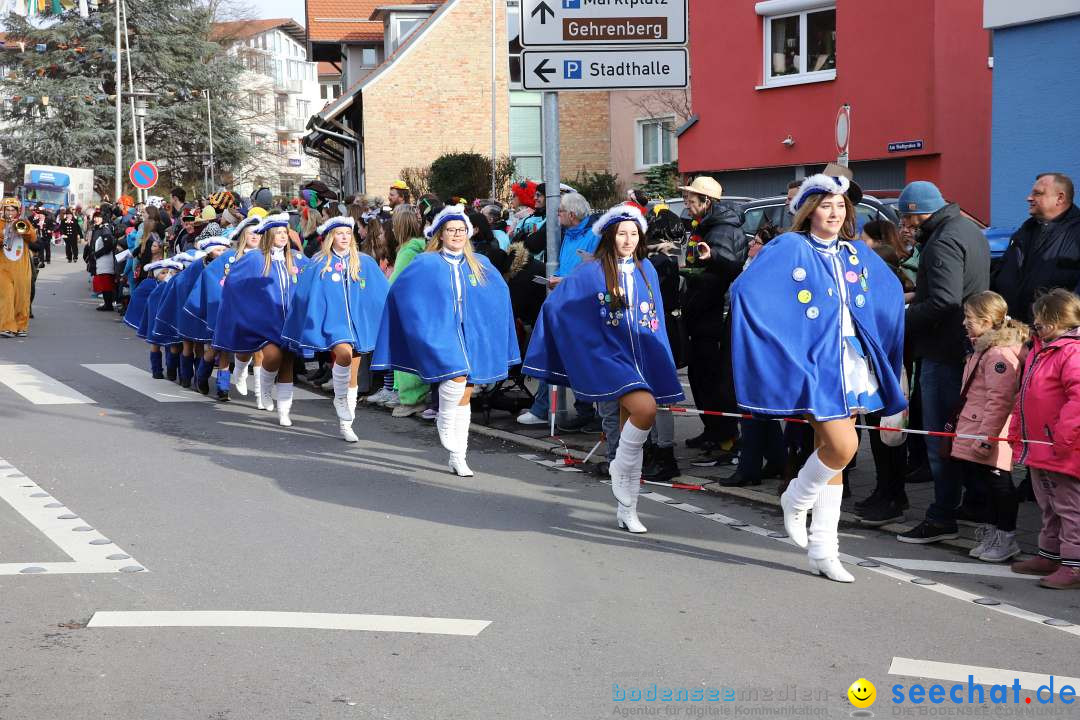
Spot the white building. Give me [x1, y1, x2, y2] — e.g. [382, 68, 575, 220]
[212, 19, 323, 199]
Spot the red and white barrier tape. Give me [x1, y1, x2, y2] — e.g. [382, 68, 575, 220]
[662, 406, 1053, 448]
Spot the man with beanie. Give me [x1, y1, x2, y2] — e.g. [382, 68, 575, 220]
[896, 180, 990, 544]
[992, 173, 1080, 323]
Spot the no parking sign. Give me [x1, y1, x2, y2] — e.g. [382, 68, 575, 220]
[128, 160, 159, 191]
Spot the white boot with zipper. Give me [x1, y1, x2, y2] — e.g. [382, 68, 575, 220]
[807, 484, 854, 583]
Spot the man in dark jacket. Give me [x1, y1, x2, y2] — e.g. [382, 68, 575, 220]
[897, 181, 991, 544]
[992, 172, 1080, 323]
[678, 177, 748, 462]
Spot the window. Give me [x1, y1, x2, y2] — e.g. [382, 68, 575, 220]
[636, 117, 675, 169]
[762, 5, 835, 87]
[389, 14, 426, 52]
[509, 90, 542, 180]
[296, 99, 310, 118]
[320, 84, 329, 100]
[361, 48, 378, 67]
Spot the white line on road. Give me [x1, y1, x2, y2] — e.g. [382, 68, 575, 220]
[0, 364, 95, 405]
[0, 456, 144, 575]
[889, 657, 1080, 692]
[83, 363, 323, 403]
[87, 611, 490, 636]
[870, 557, 1025, 579]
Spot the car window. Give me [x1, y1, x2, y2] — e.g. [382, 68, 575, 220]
[764, 204, 786, 230]
[741, 207, 767, 237]
[855, 203, 879, 227]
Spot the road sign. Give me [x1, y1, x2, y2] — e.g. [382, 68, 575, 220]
[835, 104, 851, 156]
[522, 48, 688, 91]
[520, 0, 688, 47]
[128, 160, 158, 190]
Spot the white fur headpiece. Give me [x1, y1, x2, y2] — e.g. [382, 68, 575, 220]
[790, 173, 851, 212]
[227, 215, 261, 243]
[255, 212, 290, 234]
[318, 215, 356, 236]
[196, 236, 232, 251]
[172, 250, 205, 265]
[592, 203, 648, 238]
[425, 204, 473, 240]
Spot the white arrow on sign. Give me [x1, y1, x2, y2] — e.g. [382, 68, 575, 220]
[522, 48, 689, 92]
[520, 0, 688, 47]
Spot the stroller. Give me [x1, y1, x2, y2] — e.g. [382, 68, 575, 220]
[470, 318, 535, 424]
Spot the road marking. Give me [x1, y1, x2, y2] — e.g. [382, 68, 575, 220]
[0, 456, 144, 575]
[231, 371, 322, 400]
[870, 557, 1024, 579]
[0, 364, 95, 405]
[889, 657, 1080, 692]
[83, 363, 323, 403]
[87, 611, 490, 636]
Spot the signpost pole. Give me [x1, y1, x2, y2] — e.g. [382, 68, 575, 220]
[542, 89, 564, 432]
[113, 0, 121, 203]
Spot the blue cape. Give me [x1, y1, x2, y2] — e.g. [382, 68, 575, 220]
[281, 251, 389, 353]
[212, 249, 310, 353]
[124, 277, 156, 331]
[145, 280, 180, 345]
[181, 249, 236, 341]
[729, 232, 906, 421]
[156, 258, 208, 341]
[371, 251, 519, 384]
[523, 259, 685, 403]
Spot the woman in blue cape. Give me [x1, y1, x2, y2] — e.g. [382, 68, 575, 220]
[524, 205, 684, 535]
[372, 204, 519, 476]
[185, 211, 267, 404]
[729, 174, 906, 583]
[213, 212, 309, 427]
[181, 232, 236, 399]
[156, 242, 211, 390]
[132, 259, 181, 379]
[283, 215, 389, 443]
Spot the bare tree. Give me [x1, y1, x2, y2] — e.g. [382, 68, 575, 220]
[624, 89, 692, 124]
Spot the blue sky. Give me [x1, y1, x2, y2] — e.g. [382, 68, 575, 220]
[255, 0, 306, 26]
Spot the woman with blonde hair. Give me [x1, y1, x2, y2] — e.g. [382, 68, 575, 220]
[730, 174, 907, 582]
[283, 216, 388, 441]
[213, 213, 309, 425]
[372, 205, 519, 475]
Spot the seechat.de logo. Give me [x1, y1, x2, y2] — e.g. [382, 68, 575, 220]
[563, 60, 583, 80]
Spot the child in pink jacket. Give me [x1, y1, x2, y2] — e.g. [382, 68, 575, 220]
[1010, 289, 1080, 589]
[952, 292, 1027, 562]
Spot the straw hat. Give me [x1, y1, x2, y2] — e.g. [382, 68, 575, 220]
[677, 176, 724, 201]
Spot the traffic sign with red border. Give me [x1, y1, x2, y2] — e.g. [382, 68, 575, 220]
[128, 160, 159, 191]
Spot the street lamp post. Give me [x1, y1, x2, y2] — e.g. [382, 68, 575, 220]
[204, 89, 215, 194]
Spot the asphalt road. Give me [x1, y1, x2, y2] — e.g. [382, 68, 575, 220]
[1, 261, 1078, 719]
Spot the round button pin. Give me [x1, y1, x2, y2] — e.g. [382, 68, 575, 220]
[845, 270, 859, 283]
[849, 255, 860, 266]
[855, 294, 866, 308]
[797, 290, 812, 304]
[806, 306, 820, 319]
[792, 267, 807, 282]
[331, 272, 341, 282]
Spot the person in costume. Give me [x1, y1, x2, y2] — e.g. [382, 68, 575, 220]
[183, 211, 263, 403]
[729, 174, 906, 583]
[213, 212, 309, 426]
[178, 230, 234, 400]
[372, 205, 519, 476]
[283, 216, 389, 441]
[0, 198, 36, 337]
[523, 205, 684, 534]
[136, 259, 184, 379]
[156, 236, 213, 390]
[149, 251, 198, 375]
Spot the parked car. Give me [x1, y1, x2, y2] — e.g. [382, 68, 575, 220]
[737, 194, 900, 240]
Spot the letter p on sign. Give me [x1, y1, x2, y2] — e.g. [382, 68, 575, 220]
[563, 60, 582, 79]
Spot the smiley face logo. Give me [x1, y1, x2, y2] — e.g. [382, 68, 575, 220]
[848, 678, 876, 709]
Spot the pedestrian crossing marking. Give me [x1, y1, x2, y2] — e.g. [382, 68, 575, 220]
[87, 611, 490, 636]
[0, 364, 96, 405]
[0, 456, 145, 576]
[82, 363, 323, 403]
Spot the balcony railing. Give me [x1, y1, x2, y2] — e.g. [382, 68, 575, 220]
[275, 114, 307, 134]
[273, 75, 304, 94]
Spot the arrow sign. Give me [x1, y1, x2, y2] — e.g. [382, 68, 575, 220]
[128, 160, 158, 191]
[520, 0, 688, 47]
[522, 49, 689, 92]
[533, 58, 555, 84]
[530, 0, 554, 25]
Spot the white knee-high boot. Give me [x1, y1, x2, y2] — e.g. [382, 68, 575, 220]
[346, 387, 358, 420]
[807, 484, 854, 582]
[781, 450, 842, 548]
[437, 380, 466, 452]
[277, 382, 294, 427]
[234, 357, 251, 396]
[609, 421, 649, 506]
[449, 403, 474, 477]
[331, 364, 357, 442]
[257, 367, 277, 412]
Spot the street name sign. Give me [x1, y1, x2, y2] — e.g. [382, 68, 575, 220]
[521, 48, 688, 91]
[520, 0, 688, 47]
